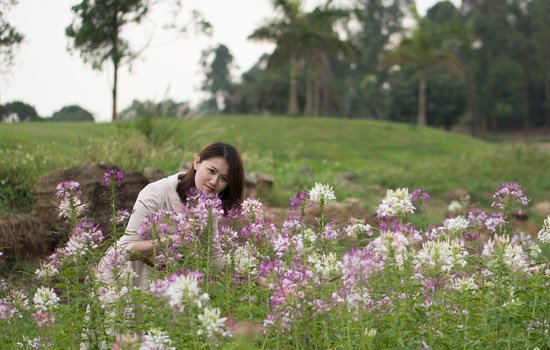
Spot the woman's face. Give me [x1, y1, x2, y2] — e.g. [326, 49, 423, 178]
[193, 156, 230, 194]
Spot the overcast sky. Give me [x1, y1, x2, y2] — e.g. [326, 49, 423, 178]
[2, 0, 460, 122]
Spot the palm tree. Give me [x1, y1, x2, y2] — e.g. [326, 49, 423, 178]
[383, 6, 463, 126]
[249, 0, 352, 117]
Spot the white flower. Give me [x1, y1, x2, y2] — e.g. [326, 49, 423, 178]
[376, 188, 415, 218]
[166, 274, 210, 312]
[241, 198, 264, 219]
[33, 287, 60, 311]
[232, 243, 257, 275]
[309, 183, 336, 204]
[140, 329, 175, 350]
[197, 307, 230, 340]
[16, 336, 42, 349]
[414, 239, 468, 273]
[364, 328, 377, 337]
[300, 228, 318, 245]
[308, 252, 343, 279]
[451, 276, 478, 292]
[503, 244, 529, 273]
[483, 234, 531, 274]
[448, 200, 463, 214]
[370, 232, 410, 268]
[444, 216, 469, 233]
[35, 262, 58, 280]
[344, 220, 372, 238]
[538, 216, 550, 244]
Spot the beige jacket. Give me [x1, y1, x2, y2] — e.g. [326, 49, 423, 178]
[97, 173, 224, 290]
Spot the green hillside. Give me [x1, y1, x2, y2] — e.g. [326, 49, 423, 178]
[1, 116, 549, 219]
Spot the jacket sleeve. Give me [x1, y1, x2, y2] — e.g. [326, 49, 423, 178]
[209, 217, 226, 272]
[116, 181, 163, 251]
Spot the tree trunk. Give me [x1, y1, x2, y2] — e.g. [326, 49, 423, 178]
[112, 1, 119, 122]
[112, 60, 118, 121]
[523, 71, 530, 132]
[312, 78, 320, 116]
[545, 69, 550, 130]
[304, 76, 313, 116]
[288, 55, 300, 117]
[319, 52, 330, 116]
[417, 72, 427, 126]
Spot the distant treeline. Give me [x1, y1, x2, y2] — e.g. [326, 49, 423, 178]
[0, 102, 94, 123]
[198, 0, 549, 135]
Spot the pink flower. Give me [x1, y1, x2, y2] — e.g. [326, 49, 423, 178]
[32, 310, 55, 327]
[101, 169, 125, 187]
[491, 182, 529, 209]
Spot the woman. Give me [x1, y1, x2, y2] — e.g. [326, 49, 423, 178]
[97, 142, 245, 289]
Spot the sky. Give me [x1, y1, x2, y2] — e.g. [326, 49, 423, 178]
[2, 0, 460, 122]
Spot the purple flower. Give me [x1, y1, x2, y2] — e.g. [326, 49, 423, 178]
[258, 259, 283, 278]
[32, 310, 55, 328]
[115, 209, 131, 225]
[289, 191, 308, 211]
[101, 169, 125, 187]
[55, 180, 81, 199]
[485, 212, 506, 234]
[467, 209, 488, 226]
[411, 188, 431, 203]
[461, 232, 481, 241]
[491, 182, 529, 209]
[55, 180, 85, 218]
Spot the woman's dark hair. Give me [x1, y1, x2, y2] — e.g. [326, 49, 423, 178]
[176, 142, 244, 212]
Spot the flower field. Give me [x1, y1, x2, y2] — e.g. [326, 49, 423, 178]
[1, 171, 549, 349]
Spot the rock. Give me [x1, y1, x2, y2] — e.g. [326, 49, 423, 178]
[244, 172, 274, 199]
[0, 215, 53, 259]
[179, 161, 192, 173]
[33, 162, 149, 243]
[532, 201, 550, 217]
[264, 198, 373, 228]
[336, 172, 359, 190]
[143, 167, 165, 183]
[303, 198, 372, 226]
[511, 209, 528, 221]
[445, 188, 469, 201]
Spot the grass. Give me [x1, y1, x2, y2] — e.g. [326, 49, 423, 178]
[1, 116, 549, 223]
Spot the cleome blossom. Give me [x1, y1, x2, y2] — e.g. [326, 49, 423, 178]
[482, 234, 532, 274]
[241, 198, 264, 220]
[413, 239, 468, 273]
[376, 188, 415, 218]
[197, 306, 231, 341]
[32, 287, 60, 311]
[150, 271, 210, 312]
[309, 183, 336, 204]
[443, 216, 469, 234]
[101, 169, 124, 187]
[308, 252, 343, 280]
[56, 180, 85, 218]
[491, 182, 529, 210]
[140, 328, 175, 350]
[538, 216, 550, 244]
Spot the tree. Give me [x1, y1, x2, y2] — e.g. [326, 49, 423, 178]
[119, 99, 190, 120]
[199, 44, 235, 113]
[530, 0, 550, 129]
[66, 0, 152, 122]
[383, 5, 464, 126]
[249, 0, 351, 117]
[344, 0, 412, 118]
[66, 0, 209, 122]
[0, 0, 24, 73]
[388, 66, 466, 129]
[50, 105, 94, 121]
[0, 100, 38, 121]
